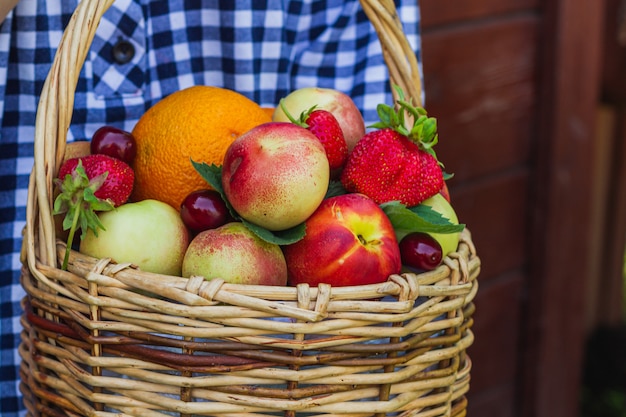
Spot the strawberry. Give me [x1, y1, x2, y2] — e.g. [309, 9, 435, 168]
[340, 87, 445, 207]
[53, 154, 134, 270]
[279, 100, 348, 170]
[58, 154, 134, 206]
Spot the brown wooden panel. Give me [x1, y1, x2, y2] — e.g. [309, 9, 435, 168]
[584, 106, 617, 332]
[585, 105, 626, 331]
[448, 168, 529, 282]
[601, 0, 626, 104]
[467, 382, 516, 417]
[421, 0, 539, 28]
[601, 108, 626, 324]
[421, 15, 539, 182]
[594, 107, 626, 325]
[468, 271, 525, 393]
[521, 0, 605, 416]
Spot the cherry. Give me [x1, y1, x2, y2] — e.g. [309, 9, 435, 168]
[180, 189, 233, 233]
[399, 232, 443, 271]
[91, 126, 137, 164]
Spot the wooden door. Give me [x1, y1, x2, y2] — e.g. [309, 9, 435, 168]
[418, 0, 607, 415]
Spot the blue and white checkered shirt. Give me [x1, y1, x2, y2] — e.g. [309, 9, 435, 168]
[0, 1, 421, 415]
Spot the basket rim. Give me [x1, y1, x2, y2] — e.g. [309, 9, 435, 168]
[20, 228, 479, 326]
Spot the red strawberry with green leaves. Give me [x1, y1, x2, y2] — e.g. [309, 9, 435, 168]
[279, 100, 348, 170]
[340, 87, 445, 207]
[54, 154, 134, 269]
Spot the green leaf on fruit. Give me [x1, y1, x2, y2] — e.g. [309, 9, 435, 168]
[191, 159, 306, 245]
[326, 180, 347, 199]
[191, 159, 223, 192]
[241, 218, 306, 245]
[191, 160, 238, 219]
[380, 201, 465, 235]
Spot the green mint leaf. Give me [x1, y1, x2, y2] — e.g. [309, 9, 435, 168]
[241, 218, 305, 245]
[407, 204, 464, 231]
[381, 201, 465, 235]
[192, 159, 223, 192]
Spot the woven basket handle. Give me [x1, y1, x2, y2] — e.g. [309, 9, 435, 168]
[25, 0, 422, 270]
[26, 0, 116, 272]
[360, 0, 423, 105]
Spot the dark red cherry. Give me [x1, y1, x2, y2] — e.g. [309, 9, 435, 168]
[91, 126, 137, 164]
[180, 189, 233, 233]
[399, 232, 443, 271]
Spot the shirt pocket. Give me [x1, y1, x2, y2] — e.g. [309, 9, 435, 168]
[89, 0, 145, 99]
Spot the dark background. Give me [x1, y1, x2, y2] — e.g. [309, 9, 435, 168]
[418, 0, 626, 415]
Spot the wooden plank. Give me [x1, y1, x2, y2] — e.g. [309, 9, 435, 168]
[449, 168, 528, 282]
[468, 271, 525, 393]
[520, 0, 606, 416]
[421, 15, 538, 182]
[585, 105, 617, 332]
[467, 382, 516, 417]
[601, 0, 626, 104]
[597, 107, 626, 324]
[421, 0, 539, 28]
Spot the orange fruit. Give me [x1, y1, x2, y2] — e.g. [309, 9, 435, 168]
[130, 85, 272, 209]
[261, 106, 275, 119]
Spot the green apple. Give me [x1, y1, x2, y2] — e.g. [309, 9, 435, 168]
[420, 193, 461, 258]
[182, 222, 288, 285]
[79, 199, 190, 276]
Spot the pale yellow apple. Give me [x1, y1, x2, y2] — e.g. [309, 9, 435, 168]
[420, 193, 461, 258]
[79, 199, 190, 275]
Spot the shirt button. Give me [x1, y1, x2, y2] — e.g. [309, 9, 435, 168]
[111, 38, 135, 65]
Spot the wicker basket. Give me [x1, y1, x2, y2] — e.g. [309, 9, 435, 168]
[19, 0, 481, 416]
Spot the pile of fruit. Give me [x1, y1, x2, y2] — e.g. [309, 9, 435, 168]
[53, 85, 464, 288]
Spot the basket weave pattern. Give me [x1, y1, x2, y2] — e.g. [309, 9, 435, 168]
[19, 0, 481, 416]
